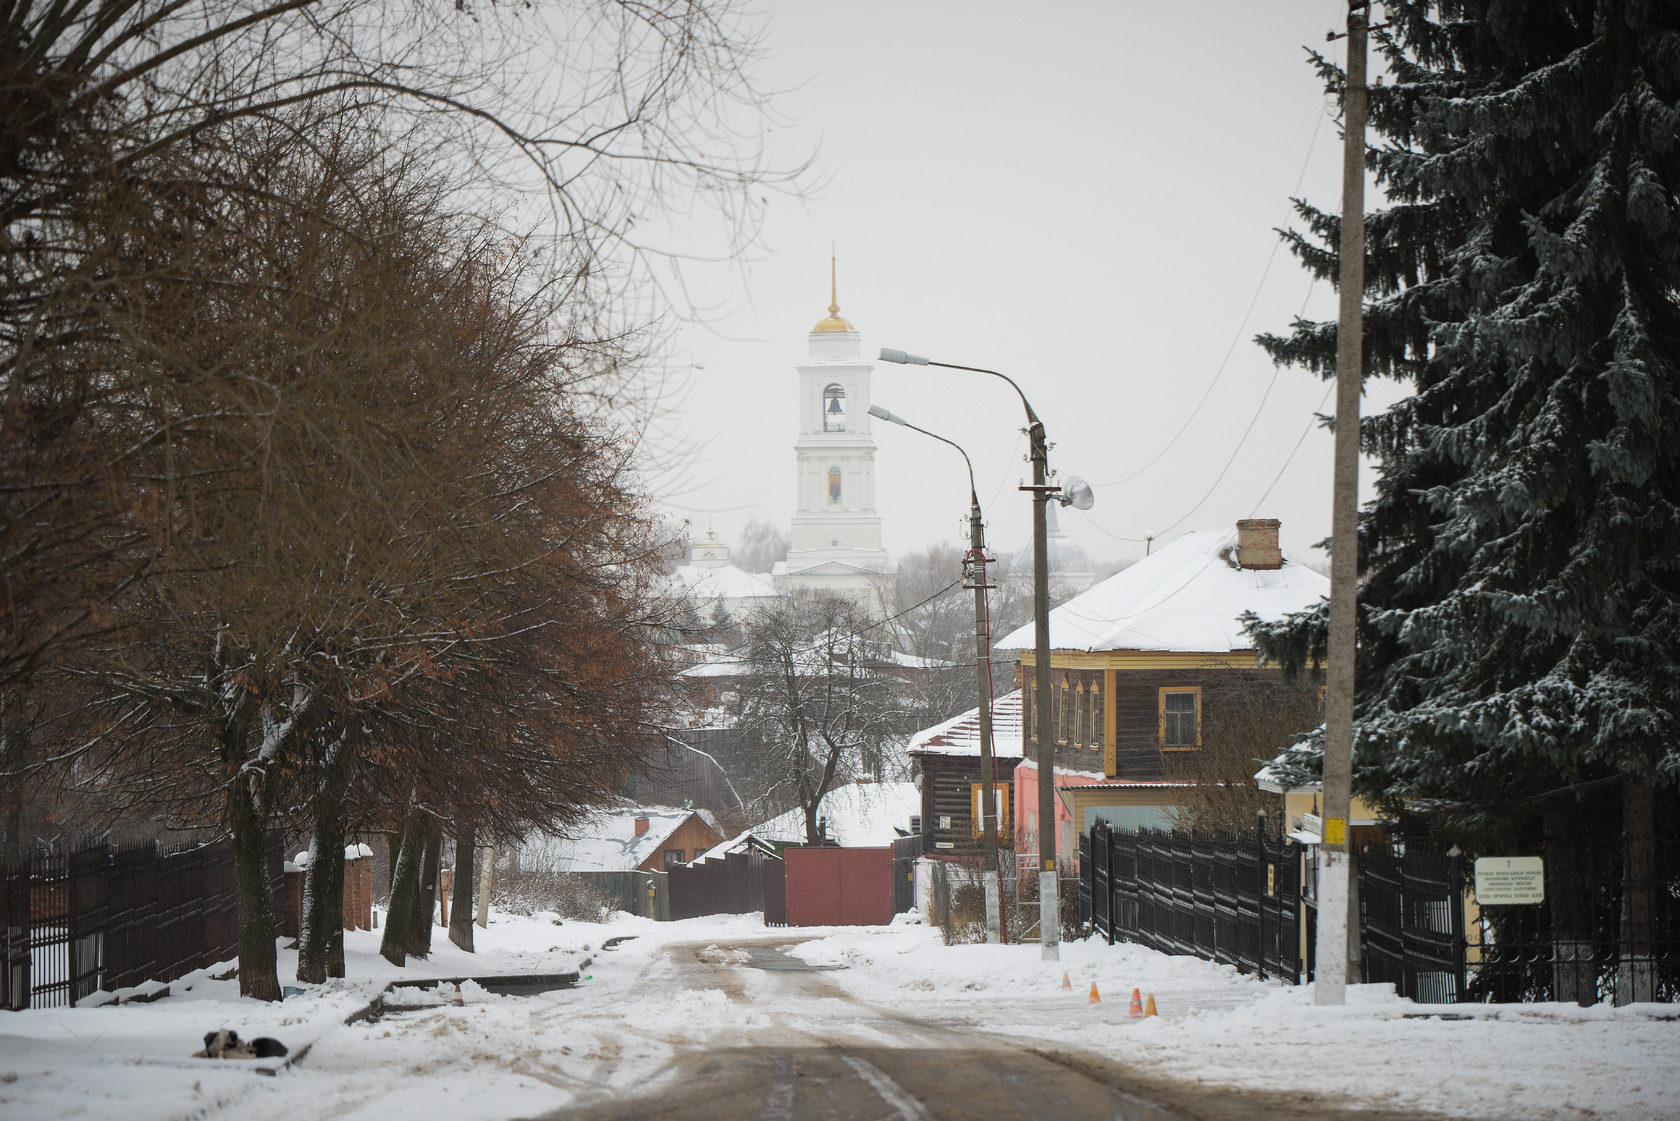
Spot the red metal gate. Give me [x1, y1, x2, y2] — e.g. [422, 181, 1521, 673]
[782, 847, 893, 927]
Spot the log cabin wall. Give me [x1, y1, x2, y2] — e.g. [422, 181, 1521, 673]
[1020, 662, 1319, 781]
[917, 754, 1021, 857]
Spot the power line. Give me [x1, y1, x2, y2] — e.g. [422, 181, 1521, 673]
[1077, 271, 1324, 548]
[1249, 383, 1335, 517]
[1092, 105, 1327, 489]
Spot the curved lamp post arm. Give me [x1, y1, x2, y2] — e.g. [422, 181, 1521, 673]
[879, 344, 1063, 960]
[867, 404, 980, 509]
[880, 349, 1040, 429]
[866, 401, 1004, 943]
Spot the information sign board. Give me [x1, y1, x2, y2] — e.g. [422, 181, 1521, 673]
[1474, 856, 1545, 905]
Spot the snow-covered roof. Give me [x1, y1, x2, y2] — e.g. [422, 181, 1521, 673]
[885, 649, 952, 671]
[672, 562, 781, 603]
[995, 527, 1328, 654]
[689, 829, 782, 865]
[907, 690, 1025, 759]
[678, 644, 750, 680]
[521, 803, 721, 873]
[749, 781, 920, 848]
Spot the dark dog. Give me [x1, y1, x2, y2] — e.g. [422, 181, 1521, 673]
[194, 1029, 288, 1059]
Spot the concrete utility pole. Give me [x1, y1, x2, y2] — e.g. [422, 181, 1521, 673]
[966, 495, 1004, 944]
[1027, 419, 1060, 961]
[1318, 0, 1370, 1007]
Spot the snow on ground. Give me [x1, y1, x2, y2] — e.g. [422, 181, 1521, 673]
[1, 909, 1676, 1121]
[789, 922, 1680, 1121]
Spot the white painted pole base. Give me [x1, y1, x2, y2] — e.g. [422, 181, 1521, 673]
[475, 845, 494, 929]
[1038, 870, 1060, 961]
[1315, 848, 1350, 1005]
[982, 871, 1001, 944]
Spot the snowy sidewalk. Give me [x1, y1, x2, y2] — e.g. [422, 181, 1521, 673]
[0, 911, 608, 1121]
[790, 922, 1680, 1120]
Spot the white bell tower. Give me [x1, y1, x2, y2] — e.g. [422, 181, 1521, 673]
[773, 258, 895, 608]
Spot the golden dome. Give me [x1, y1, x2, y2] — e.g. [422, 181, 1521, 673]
[812, 311, 854, 333]
[811, 251, 855, 333]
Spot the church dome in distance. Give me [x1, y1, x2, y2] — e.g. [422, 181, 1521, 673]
[812, 310, 855, 333]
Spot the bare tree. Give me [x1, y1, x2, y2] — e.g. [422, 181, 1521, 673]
[1166, 677, 1321, 835]
[733, 519, 789, 575]
[2, 0, 806, 691]
[731, 593, 912, 843]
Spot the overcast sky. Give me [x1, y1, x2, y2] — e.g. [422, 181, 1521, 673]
[647, 0, 1401, 569]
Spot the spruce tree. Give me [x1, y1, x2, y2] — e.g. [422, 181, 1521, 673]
[1250, 0, 1679, 890]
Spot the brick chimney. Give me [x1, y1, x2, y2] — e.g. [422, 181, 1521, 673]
[1235, 519, 1283, 570]
[633, 817, 650, 837]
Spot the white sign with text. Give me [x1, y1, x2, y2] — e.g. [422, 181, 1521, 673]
[1474, 856, 1545, 905]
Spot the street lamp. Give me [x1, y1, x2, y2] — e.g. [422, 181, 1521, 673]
[868, 402, 1005, 944]
[878, 348, 1092, 961]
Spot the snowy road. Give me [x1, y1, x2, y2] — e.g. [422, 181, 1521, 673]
[9, 913, 1673, 1120]
[526, 940, 1447, 1121]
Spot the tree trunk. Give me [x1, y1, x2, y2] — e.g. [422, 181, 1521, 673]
[326, 838, 347, 978]
[296, 806, 344, 984]
[1545, 800, 1594, 1005]
[380, 815, 423, 966]
[410, 826, 442, 956]
[449, 822, 476, 952]
[1616, 777, 1656, 1006]
[227, 781, 281, 1001]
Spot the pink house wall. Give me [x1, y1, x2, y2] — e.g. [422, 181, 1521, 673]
[1012, 761, 1104, 872]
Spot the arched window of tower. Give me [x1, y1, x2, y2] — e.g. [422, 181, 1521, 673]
[823, 383, 846, 432]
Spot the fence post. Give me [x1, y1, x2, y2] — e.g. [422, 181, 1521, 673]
[1450, 848, 1467, 1004]
[1263, 816, 1270, 981]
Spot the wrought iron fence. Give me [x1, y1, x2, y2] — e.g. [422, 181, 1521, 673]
[1083, 823, 1680, 1005]
[1, 835, 281, 1010]
[1085, 823, 1303, 982]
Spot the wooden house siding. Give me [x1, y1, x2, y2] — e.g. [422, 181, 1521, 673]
[1020, 660, 1317, 781]
[917, 754, 1020, 857]
[636, 815, 725, 872]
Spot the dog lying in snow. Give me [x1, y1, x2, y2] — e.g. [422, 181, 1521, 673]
[194, 1029, 288, 1059]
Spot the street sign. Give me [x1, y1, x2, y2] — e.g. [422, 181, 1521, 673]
[1474, 856, 1544, 905]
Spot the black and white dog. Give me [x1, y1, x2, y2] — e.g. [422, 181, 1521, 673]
[194, 1029, 288, 1059]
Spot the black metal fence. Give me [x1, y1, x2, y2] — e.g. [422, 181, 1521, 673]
[1083, 824, 1680, 1004]
[1358, 841, 1466, 1002]
[2, 835, 283, 1010]
[1085, 823, 1304, 982]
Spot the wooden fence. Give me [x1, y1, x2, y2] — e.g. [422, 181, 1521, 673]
[2, 835, 283, 1010]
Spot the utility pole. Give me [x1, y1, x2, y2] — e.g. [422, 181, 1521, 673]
[966, 499, 1004, 943]
[1318, 0, 1369, 1006]
[1027, 419, 1059, 961]
[874, 349, 1070, 960]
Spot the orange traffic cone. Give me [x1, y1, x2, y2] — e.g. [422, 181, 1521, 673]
[1127, 987, 1144, 1017]
[1144, 993, 1158, 1017]
[1061, 971, 1072, 991]
[1088, 982, 1101, 1005]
